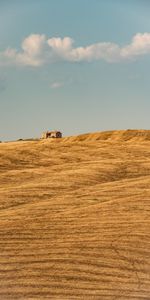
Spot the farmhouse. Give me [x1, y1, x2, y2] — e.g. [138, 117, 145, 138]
[41, 130, 62, 139]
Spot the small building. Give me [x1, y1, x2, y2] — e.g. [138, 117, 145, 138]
[41, 130, 62, 139]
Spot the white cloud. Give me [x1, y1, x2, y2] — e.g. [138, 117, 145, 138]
[50, 81, 64, 89]
[0, 34, 48, 67]
[69, 42, 121, 62]
[1, 32, 150, 67]
[18, 34, 47, 66]
[121, 33, 150, 59]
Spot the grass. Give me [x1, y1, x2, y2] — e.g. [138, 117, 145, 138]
[0, 130, 150, 299]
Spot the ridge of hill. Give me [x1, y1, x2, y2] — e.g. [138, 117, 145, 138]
[0, 130, 150, 299]
[62, 129, 150, 142]
[2, 129, 150, 144]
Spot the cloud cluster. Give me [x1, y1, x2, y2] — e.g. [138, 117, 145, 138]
[50, 81, 64, 89]
[1, 33, 150, 67]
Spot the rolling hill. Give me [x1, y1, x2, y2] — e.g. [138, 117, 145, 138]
[0, 130, 150, 299]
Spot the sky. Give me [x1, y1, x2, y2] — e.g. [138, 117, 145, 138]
[1, 0, 150, 141]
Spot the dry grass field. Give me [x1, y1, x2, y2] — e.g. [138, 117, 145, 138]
[0, 130, 150, 300]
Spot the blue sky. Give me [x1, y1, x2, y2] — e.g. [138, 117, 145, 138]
[0, 0, 150, 141]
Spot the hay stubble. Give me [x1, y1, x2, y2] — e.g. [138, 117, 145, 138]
[0, 130, 150, 299]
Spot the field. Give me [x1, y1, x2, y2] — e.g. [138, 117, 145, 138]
[0, 130, 150, 299]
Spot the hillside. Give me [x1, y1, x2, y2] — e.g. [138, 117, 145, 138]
[0, 130, 150, 299]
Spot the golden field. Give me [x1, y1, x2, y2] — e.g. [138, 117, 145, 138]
[0, 130, 150, 299]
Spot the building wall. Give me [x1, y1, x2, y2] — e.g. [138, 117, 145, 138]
[41, 131, 62, 139]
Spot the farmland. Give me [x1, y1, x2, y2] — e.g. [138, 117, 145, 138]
[0, 130, 150, 299]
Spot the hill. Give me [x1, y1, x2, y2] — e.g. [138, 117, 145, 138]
[0, 130, 150, 299]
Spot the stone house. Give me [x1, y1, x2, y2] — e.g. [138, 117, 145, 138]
[41, 130, 62, 139]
